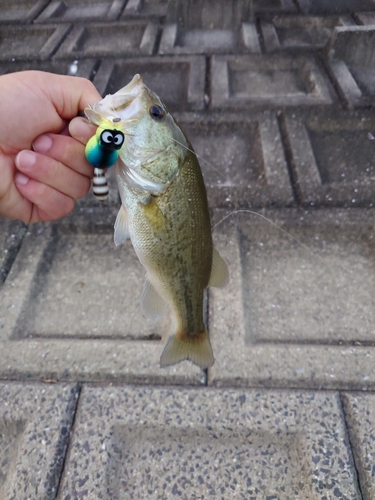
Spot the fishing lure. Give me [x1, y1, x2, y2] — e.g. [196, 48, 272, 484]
[85, 118, 125, 201]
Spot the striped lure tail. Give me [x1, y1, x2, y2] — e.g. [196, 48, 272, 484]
[92, 168, 109, 201]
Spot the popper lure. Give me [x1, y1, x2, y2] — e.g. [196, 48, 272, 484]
[85, 117, 125, 201]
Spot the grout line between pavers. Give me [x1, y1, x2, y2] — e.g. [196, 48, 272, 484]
[339, 392, 365, 500]
[255, 16, 266, 53]
[319, 50, 350, 109]
[54, 382, 83, 500]
[0, 224, 28, 285]
[277, 110, 302, 205]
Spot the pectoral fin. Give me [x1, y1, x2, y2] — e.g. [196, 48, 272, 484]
[208, 247, 229, 288]
[141, 279, 168, 320]
[114, 205, 130, 246]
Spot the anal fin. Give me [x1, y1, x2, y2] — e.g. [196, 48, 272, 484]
[141, 279, 168, 320]
[208, 247, 229, 288]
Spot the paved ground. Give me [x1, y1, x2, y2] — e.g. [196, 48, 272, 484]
[1, 0, 375, 498]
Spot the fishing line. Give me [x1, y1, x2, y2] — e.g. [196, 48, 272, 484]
[171, 137, 234, 188]
[172, 137, 313, 254]
[212, 209, 314, 255]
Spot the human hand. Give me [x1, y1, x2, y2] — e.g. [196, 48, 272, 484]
[0, 70, 101, 223]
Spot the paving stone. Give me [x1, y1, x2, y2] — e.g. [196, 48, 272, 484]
[121, 0, 168, 19]
[0, 58, 98, 79]
[211, 54, 335, 108]
[55, 22, 158, 59]
[209, 207, 375, 390]
[260, 15, 354, 52]
[341, 392, 375, 500]
[0, 0, 50, 23]
[36, 0, 126, 23]
[165, 0, 253, 28]
[0, 24, 71, 62]
[0, 218, 27, 285]
[57, 385, 360, 499]
[325, 26, 375, 108]
[92, 56, 205, 111]
[296, 0, 375, 14]
[174, 111, 293, 207]
[354, 11, 375, 25]
[283, 109, 375, 206]
[159, 23, 261, 55]
[0, 208, 202, 384]
[0, 382, 79, 500]
[252, 0, 297, 14]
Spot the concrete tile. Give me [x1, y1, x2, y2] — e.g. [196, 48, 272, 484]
[58, 385, 360, 499]
[0, 58, 98, 79]
[92, 56, 205, 111]
[36, 0, 126, 23]
[253, 0, 297, 14]
[211, 54, 334, 108]
[261, 15, 354, 51]
[0, 208, 202, 384]
[159, 23, 260, 55]
[354, 11, 375, 25]
[283, 109, 375, 206]
[0, 218, 27, 285]
[0, 24, 71, 62]
[325, 26, 375, 108]
[296, 0, 375, 14]
[0, 382, 79, 500]
[174, 111, 293, 207]
[165, 0, 253, 29]
[55, 22, 158, 59]
[122, 0, 168, 19]
[341, 392, 375, 500]
[209, 208, 375, 390]
[0, 0, 49, 23]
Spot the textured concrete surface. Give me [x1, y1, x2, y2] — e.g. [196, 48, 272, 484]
[58, 386, 360, 499]
[0, 382, 78, 499]
[342, 392, 375, 500]
[1, 0, 375, 498]
[209, 208, 375, 390]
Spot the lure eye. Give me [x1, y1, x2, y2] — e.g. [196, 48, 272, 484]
[149, 105, 165, 121]
[101, 130, 114, 145]
[113, 132, 124, 147]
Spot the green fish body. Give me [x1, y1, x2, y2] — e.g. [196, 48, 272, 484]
[85, 75, 229, 369]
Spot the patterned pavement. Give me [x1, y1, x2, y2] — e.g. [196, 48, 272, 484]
[1, 1, 375, 498]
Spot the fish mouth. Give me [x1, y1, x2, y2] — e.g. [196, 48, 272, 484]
[88, 74, 145, 124]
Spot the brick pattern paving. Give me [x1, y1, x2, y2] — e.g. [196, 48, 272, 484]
[1, 0, 375, 498]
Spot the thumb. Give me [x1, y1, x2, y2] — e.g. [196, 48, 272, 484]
[69, 116, 97, 145]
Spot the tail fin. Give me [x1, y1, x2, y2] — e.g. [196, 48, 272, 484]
[160, 330, 214, 369]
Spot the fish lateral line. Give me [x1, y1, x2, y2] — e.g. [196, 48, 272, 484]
[212, 209, 314, 256]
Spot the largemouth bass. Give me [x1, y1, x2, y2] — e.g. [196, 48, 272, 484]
[85, 74, 229, 369]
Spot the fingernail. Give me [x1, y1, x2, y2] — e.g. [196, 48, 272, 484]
[16, 150, 36, 171]
[32, 134, 52, 153]
[15, 172, 30, 186]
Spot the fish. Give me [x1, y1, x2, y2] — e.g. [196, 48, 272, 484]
[85, 120, 125, 200]
[85, 74, 229, 369]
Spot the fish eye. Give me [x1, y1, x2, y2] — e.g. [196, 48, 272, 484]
[101, 130, 114, 144]
[113, 132, 124, 147]
[149, 105, 164, 121]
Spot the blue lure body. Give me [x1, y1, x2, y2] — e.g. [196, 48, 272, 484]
[85, 126, 125, 200]
[85, 127, 125, 169]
